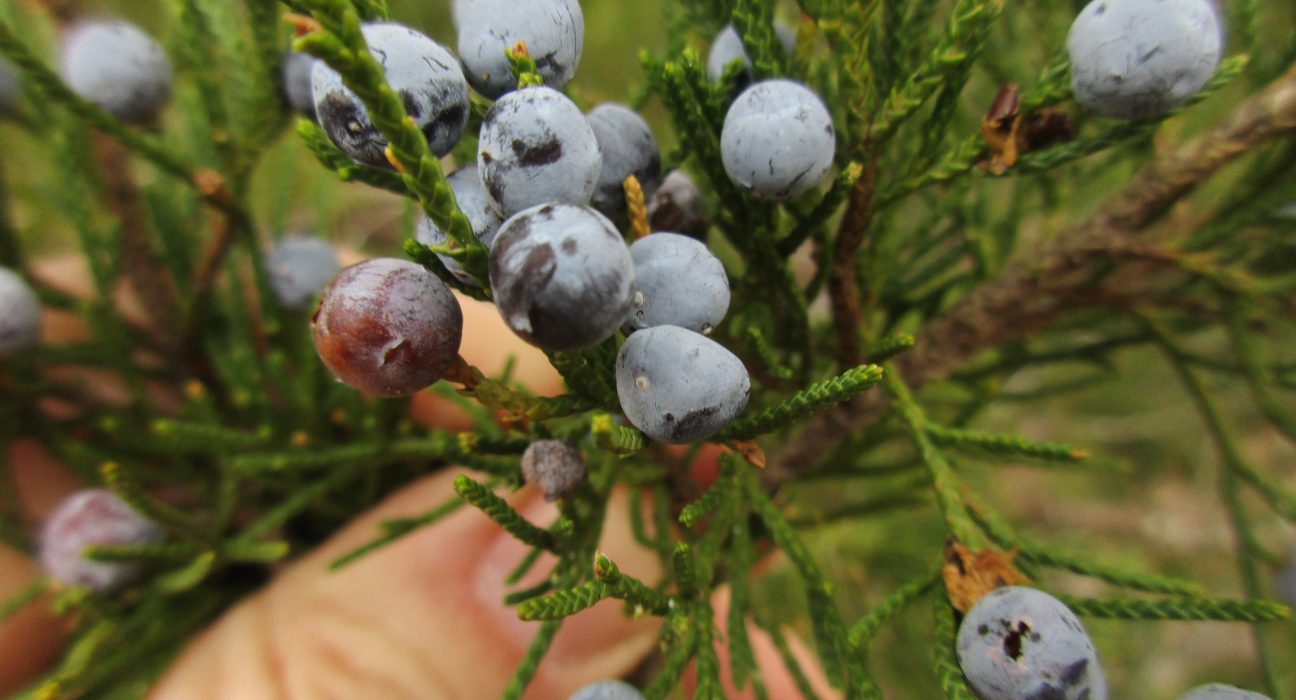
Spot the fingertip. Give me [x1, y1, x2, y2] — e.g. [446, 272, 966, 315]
[155, 470, 669, 700]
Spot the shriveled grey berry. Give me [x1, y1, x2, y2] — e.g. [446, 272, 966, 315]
[312, 23, 469, 168]
[1178, 684, 1272, 700]
[624, 233, 729, 335]
[266, 235, 340, 311]
[586, 103, 661, 221]
[520, 440, 586, 501]
[957, 586, 1107, 700]
[478, 86, 602, 217]
[456, 0, 584, 98]
[39, 489, 163, 592]
[721, 79, 835, 200]
[312, 258, 463, 397]
[415, 165, 502, 285]
[569, 680, 645, 700]
[489, 203, 634, 351]
[0, 266, 40, 358]
[647, 170, 706, 238]
[0, 58, 19, 115]
[616, 325, 750, 444]
[706, 22, 796, 82]
[1067, 0, 1222, 120]
[281, 52, 317, 117]
[60, 20, 172, 123]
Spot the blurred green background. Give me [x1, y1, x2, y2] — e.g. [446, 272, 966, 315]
[2, 0, 1294, 698]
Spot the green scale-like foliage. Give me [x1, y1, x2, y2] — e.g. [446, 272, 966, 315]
[0, 0, 1295, 698]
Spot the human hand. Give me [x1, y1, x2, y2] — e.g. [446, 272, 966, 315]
[0, 255, 837, 699]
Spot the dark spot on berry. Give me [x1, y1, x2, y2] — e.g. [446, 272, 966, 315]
[1059, 657, 1090, 686]
[977, 624, 989, 636]
[561, 237, 578, 254]
[483, 168, 506, 205]
[520, 243, 556, 281]
[512, 138, 563, 167]
[1138, 47, 1161, 65]
[671, 405, 720, 441]
[399, 89, 421, 120]
[496, 241, 558, 344]
[1003, 621, 1030, 661]
[1023, 685, 1069, 700]
[423, 103, 467, 155]
[317, 91, 388, 169]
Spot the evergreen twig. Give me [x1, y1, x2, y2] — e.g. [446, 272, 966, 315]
[454, 475, 558, 552]
[720, 364, 883, 440]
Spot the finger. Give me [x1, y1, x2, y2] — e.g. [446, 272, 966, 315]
[684, 586, 841, 700]
[150, 469, 661, 700]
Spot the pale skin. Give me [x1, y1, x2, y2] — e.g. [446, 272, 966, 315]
[0, 255, 838, 699]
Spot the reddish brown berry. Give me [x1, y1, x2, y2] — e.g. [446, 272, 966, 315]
[312, 258, 463, 397]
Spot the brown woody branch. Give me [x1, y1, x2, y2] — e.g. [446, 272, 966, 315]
[827, 160, 879, 369]
[89, 133, 183, 355]
[765, 63, 1296, 489]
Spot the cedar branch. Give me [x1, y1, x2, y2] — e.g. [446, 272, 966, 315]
[766, 63, 1296, 489]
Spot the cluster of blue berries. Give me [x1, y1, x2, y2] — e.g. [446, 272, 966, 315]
[299, 5, 854, 453]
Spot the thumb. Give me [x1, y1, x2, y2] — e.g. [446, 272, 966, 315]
[149, 469, 661, 700]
